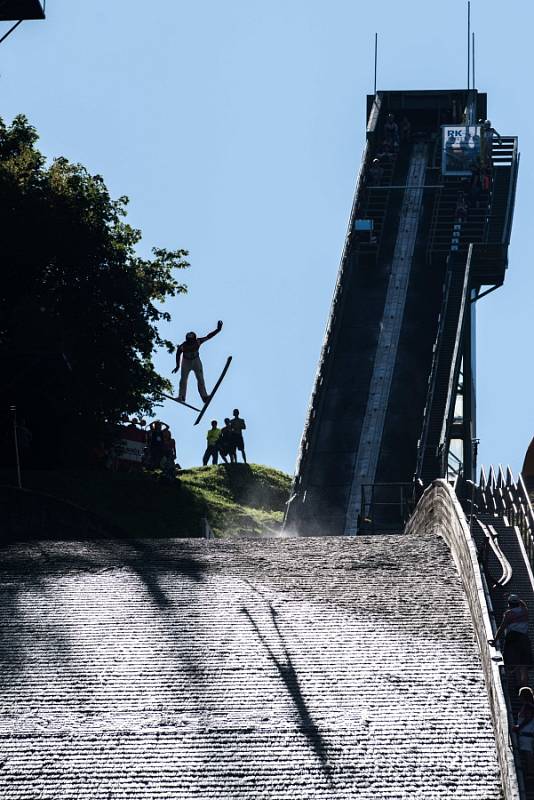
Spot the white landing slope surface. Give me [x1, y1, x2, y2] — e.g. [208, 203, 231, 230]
[0, 533, 501, 799]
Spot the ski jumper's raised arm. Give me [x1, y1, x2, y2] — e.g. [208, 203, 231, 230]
[198, 321, 223, 346]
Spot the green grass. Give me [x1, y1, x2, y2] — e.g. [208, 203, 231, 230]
[2, 464, 292, 538]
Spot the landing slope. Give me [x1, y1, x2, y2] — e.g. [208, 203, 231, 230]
[0, 531, 501, 798]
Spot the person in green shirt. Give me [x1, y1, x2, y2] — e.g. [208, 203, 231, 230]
[203, 420, 221, 466]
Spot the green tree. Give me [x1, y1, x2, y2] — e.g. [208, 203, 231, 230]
[0, 115, 188, 465]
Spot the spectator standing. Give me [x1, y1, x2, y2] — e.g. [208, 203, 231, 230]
[230, 409, 247, 463]
[147, 421, 169, 469]
[480, 119, 502, 167]
[162, 427, 176, 462]
[489, 593, 533, 687]
[513, 686, 534, 774]
[203, 420, 221, 466]
[218, 418, 236, 464]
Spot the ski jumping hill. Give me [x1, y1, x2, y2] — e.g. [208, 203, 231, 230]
[0, 502, 505, 798]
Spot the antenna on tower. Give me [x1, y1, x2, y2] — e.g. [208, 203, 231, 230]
[373, 33, 378, 95]
[472, 32, 476, 89]
[467, 1, 471, 92]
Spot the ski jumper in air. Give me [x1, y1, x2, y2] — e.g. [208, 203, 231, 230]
[173, 321, 223, 403]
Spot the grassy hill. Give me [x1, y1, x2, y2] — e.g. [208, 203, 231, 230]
[3, 464, 292, 538]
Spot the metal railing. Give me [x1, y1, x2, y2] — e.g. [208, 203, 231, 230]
[447, 450, 464, 484]
[479, 565, 526, 799]
[482, 137, 519, 249]
[407, 479, 522, 798]
[502, 138, 519, 248]
[475, 518, 513, 588]
[358, 482, 415, 533]
[477, 465, 534, 568]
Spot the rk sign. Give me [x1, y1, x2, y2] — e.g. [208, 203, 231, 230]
[442, 125, 481, 176]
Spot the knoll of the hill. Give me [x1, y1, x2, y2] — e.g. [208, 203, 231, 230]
[1, 465, 291, 538]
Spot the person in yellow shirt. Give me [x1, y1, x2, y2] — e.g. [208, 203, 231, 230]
[203, 420, 221, 466]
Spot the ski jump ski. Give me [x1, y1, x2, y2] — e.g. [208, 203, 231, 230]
[159, 394, 201, 412]
[194, 355, 232, 425]
[161, 356, 232, 425]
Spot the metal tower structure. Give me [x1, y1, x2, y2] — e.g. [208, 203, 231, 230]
[285, 89, 518, 535]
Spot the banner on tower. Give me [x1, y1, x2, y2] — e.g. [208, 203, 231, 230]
[441, 125, 481, 176]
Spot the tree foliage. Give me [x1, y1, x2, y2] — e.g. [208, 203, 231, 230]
[0, 115, 188, 464]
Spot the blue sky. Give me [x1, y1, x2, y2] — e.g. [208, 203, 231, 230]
[1, 0, 532, 477]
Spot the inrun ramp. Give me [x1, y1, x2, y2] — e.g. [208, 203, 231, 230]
[344, 143, 427, 533]
[0, 535, 502, 799]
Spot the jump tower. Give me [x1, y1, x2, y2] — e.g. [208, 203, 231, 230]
[286, 90, 518, 535]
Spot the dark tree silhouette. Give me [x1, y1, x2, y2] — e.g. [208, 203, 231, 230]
[0, 115, 189, 465]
